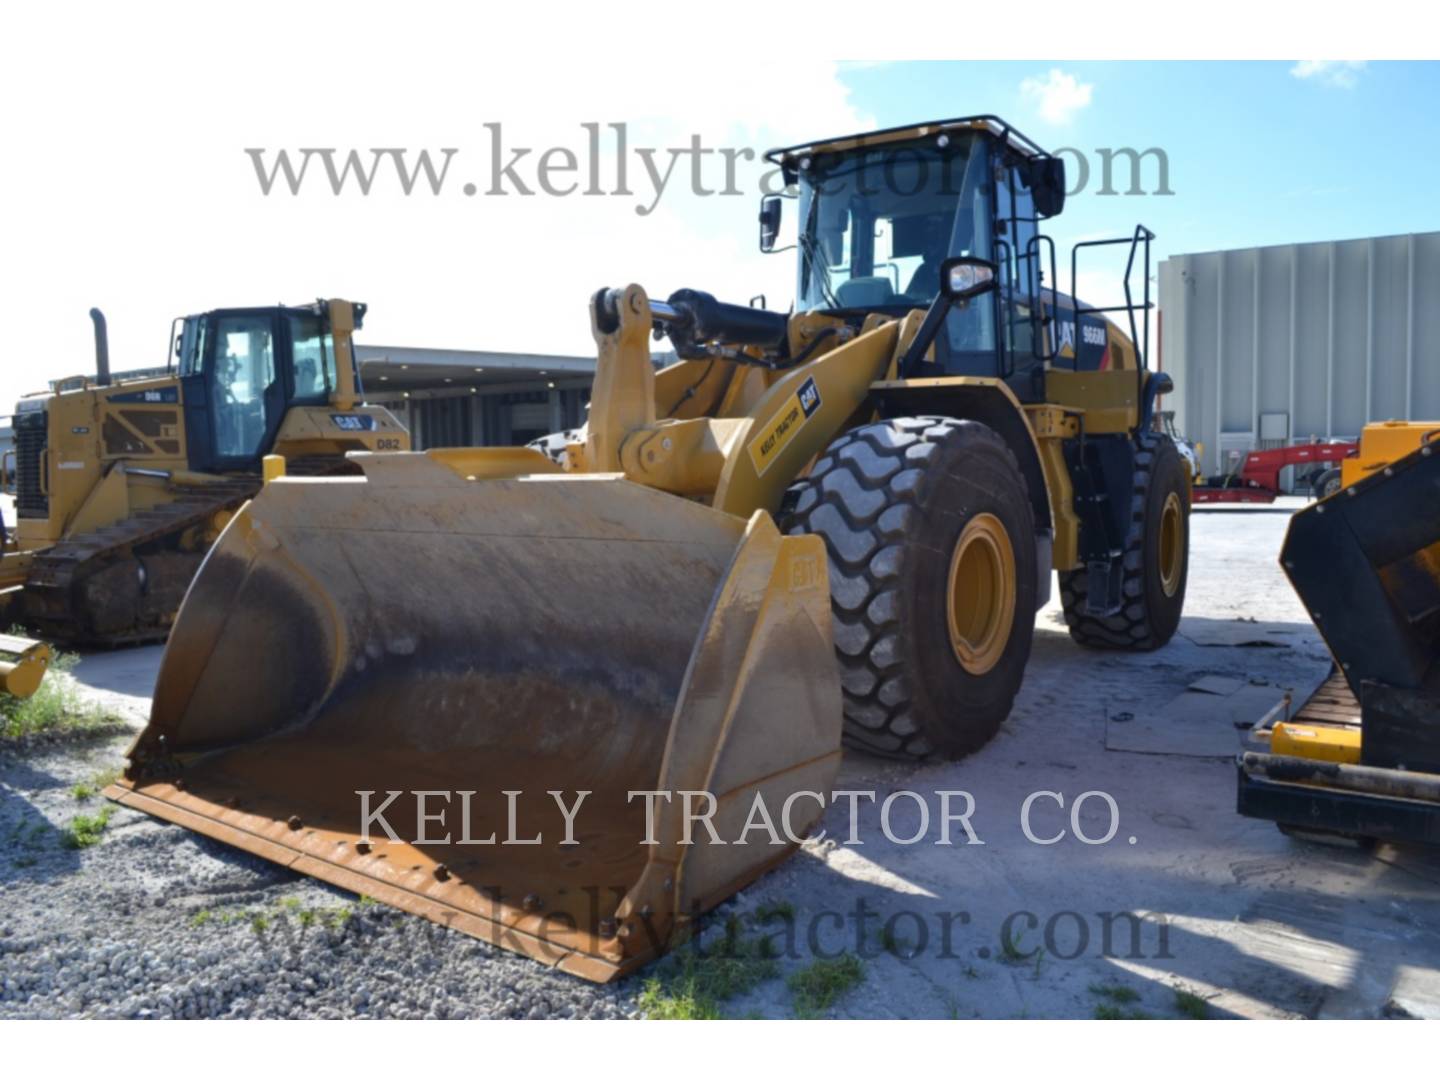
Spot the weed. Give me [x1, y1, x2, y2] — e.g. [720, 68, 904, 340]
[638, 933, 779, 1020]
[61, 806, 113, 849]
[753, 900, 795, 923]
[878, 922, 917, 958]
[1094, 1003, 1152, 1020]
[788, 952, 865, 1018]
[1000, 925, 1038, 964]
[71, 768, 120, 802]
[1089, 982, 1141, 1004]
[1173, 988, 1209, 1019]
[638, 978, 722, 1019]
[1, 650, 114, 741]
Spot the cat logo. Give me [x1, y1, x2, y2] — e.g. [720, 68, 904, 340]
[747, 377, 824, 477]
[1055, 319, 1076, 355]
[797, 377, 822, 418]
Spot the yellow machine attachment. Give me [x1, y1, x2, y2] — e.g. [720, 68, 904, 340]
[108, 450, 839, 980]
[0, 630, 51, 699]
[1339, 419, 1440, 490]
[1240, 421, 1440, 846]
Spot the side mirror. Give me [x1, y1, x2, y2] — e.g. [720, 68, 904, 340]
[940, 256, 999, 303]
[1030, 157, 1066, 218]
[758, 195, 782, 252]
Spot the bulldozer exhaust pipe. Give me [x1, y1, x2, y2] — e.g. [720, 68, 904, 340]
[89, 307, 111, 387]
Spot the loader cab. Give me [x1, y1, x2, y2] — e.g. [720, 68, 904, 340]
[173, 303, 354, 472]
[775, 117, 1132, 402]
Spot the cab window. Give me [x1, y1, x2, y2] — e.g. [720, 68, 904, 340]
[288, 313, 335, 402]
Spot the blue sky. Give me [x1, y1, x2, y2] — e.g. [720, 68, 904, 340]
[839, 61, 1440, 264]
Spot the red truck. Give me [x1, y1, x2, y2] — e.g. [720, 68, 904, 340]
[1192, 440, 1356, 504]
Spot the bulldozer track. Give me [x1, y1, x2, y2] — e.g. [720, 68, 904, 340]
[22, 478, 260, 645]
[22, 455, 360, 645]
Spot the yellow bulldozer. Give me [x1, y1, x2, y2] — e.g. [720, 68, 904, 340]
[0, 299, 408, 644]
[107, 116, 1191, 980]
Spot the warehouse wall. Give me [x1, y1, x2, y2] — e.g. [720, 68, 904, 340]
[1159, 231, 1440, 474]
[365, 386, 590, 450]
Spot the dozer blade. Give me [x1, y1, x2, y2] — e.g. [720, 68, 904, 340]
[0, 629, 52, 700]
[107, 451, 841, 982]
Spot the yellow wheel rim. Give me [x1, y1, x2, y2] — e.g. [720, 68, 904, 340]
[946, 513, 1016, 676]
[1158, 491, 1184, 598]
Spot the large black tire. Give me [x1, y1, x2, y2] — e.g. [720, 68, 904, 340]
[1060, 432, 1189, 650]
[781, 417, 1037, 760]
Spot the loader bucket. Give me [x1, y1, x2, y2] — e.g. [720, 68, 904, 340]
[0, 632, 52, 700]
[107, 451, 841, 982]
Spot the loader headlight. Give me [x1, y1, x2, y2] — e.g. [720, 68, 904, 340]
[941, 257, 998, 302]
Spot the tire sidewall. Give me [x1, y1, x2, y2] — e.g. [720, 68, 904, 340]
[904, 429, 1037, 757]
[1139, 437, 1190, 643]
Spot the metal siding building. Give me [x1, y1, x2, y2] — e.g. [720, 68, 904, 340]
[1159, 231, 1440, 475]
[353, 344, 596, 451]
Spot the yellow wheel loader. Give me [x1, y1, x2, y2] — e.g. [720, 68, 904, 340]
[107, 116, 1189, 980]
[0, 300, 408, 644]
[1240, 421, 1440, 846]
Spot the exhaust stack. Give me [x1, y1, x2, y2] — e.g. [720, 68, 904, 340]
[89, 307, 111, 387]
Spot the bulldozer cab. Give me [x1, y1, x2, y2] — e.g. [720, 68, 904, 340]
[771, 116, 1152, 404]
[172, 301, 364, 471]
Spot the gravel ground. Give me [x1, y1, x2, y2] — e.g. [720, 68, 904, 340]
[0, 736, 639, 1019]
[4, 499, 1438, 1019]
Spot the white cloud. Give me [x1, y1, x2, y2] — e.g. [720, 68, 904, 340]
[1020, 69, 1094, 125]
[1290, 60, 1367, 88]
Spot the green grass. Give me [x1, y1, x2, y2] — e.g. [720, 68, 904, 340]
[1094, 1003, 1153, 1020]
[753, 900, 794, 923]
[1173, 988, 1210, 1019]
[787, 952, 865, 1018]
[2, 648, 115, 741]
[638, 933, 780, 1020]
[1000, 925, 1039, 964]
[638, 980, 723, 1020]
[1089, 982, 1141, 1004]
[875, 922, 923, 959]
[71, 767, 120, 801]
[186, 896, 358, 936]
[61, 806, 114, 849]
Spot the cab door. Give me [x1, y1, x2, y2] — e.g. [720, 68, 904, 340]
[996, 163, 1044, 398]
[207, 310, 286, 470]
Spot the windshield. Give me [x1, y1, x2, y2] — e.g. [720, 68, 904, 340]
[795, 135, 993, 314]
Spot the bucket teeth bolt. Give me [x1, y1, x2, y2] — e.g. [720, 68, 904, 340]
[355, 841, 372, 855]
[598, 918, 617, 939]
[522, 893, 543, 912]
[434, 864, 450, 881]
[286, 815, 303, 831]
